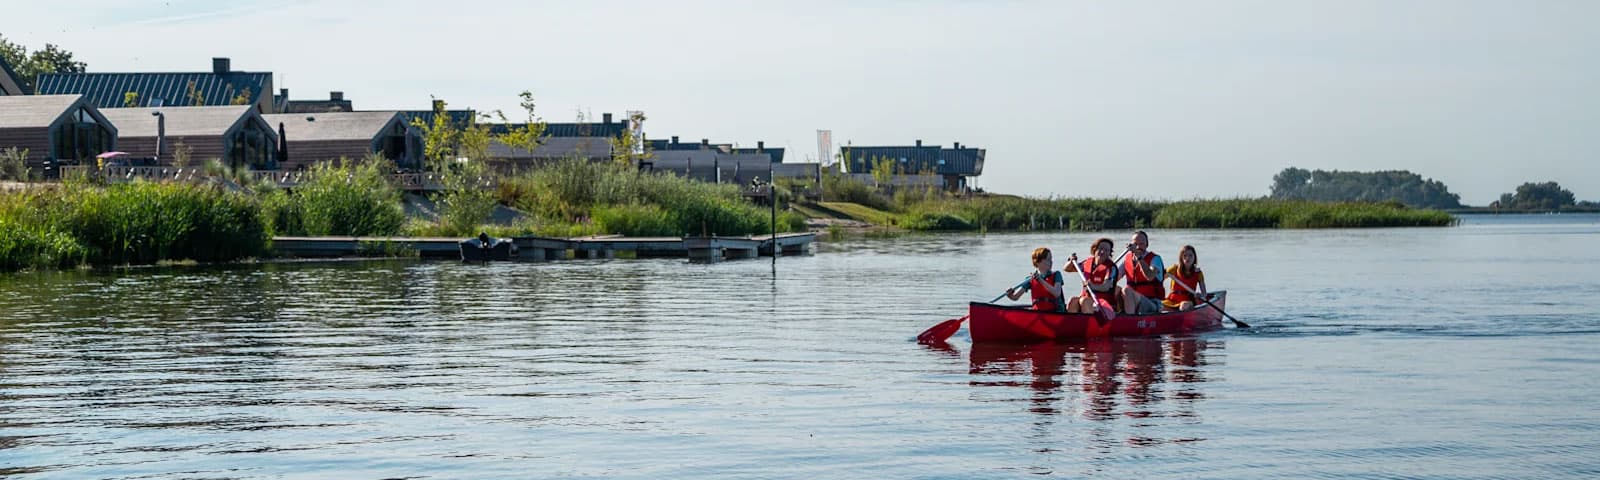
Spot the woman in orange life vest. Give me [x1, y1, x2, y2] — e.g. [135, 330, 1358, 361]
[1064, 238, 1121, 314]
[1005, 247, 1066, 311]
[1163, 245, 1207, 311]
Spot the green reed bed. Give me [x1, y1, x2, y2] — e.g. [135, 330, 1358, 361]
[1152, 199, 1458, 228]
[496, 159, 805, 237]
[261, 160, 405, 237]
[0, 182, 267, 271]
[856, 195, 1455, 232]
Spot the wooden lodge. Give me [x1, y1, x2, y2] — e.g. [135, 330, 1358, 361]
[262, 111, 420, 171]
[99, 106, 277, 169]
[0, 55, 24, 96]
[0, 95, 117, 175]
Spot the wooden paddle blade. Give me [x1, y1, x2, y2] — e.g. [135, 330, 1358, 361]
[917, 316, 968, 343]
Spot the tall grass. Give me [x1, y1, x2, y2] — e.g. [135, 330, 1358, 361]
[830, 193, 1455, 231]
[264, 158, 405, 237]
[1152, 199, 1457, 228]
[0, 181, 268, 271]
[498, 159, 804, 236]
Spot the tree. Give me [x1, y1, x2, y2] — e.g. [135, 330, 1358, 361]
[608, 111, 651, 167]
[123, 92, 140, 108]
[231, 87, 253, 106]
[1500, 181, 1575, 210]
[0, 34, 88, 93]
[1268, 167, 1462, 209]
[186, 80, 205, 106]
[494, 90, 548, 158]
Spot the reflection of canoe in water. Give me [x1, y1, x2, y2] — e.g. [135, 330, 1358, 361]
[968, 292, 1227, 342]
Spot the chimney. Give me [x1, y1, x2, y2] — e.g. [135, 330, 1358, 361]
[757, 141, 765, 152]
[671, 136, 679, 145]
[330, 91, 344, 101]
[431, 99, 445, 113]
[915, 139, 922, 147]
[701, 139, 710, 149]
[954, 142, 961, 149]
[602, 113, 613, 124]
[212, 57, 230, 74]
[279, 88, 288, 99]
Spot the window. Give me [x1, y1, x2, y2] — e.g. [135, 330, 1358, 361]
[227, 119, 275, 169]
[52, 106, 113, 163]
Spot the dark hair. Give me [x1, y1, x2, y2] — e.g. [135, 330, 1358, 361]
[1091, 237, 1114, 258]
[1031, 247, 1052, 265]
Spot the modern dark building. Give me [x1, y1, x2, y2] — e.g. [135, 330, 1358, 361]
[648, 136, 784, 162]
[0, 95, 117, 173]
[275, 89, 354, 113]
[261, 111, 419, 171]
[36, 57, 275, 113]
[840, 140, 985, 191]
[0, 55, 25, 96]
[99, 106, 277, 169]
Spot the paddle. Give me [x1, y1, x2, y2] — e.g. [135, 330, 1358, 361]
[1069, 253, 1117, 323]
[1170, 278, 1250, 328]
[916, 279, 1030, 344]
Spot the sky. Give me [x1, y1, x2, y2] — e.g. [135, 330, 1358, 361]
[4, 0, 1597, 204]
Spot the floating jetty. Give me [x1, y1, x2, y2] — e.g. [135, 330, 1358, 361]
[271, 233, 816, 262]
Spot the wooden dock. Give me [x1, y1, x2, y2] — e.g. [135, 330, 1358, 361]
[271, 233, 816, 261]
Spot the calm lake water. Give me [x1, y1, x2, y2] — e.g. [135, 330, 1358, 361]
[3, 214, 1598, 479]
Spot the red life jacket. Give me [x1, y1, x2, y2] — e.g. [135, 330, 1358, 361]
[1079, 259, 1118, 300]
[1124, 251, 1165, 299]
[1028, 271, 1064, 311]
[1166, 267, 1202, 305]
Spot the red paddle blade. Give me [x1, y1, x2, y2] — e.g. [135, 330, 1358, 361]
[1095, 299, 1118, 323]
[917, 316, 967, 343]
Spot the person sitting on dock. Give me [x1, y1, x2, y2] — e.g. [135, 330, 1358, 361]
[1065, 238, 1121, 314]
[1120, 231, 1166, 315]
[1163, 245, 1207, 311]
[1005, 247, 1065, 311]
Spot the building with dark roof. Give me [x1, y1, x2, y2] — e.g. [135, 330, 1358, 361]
[274, 89, 354, 113]
[0, 95, 117, 174]
[36, 57, 275, 113]
[262, 112, 420, 171]
[840, 140, 986, 191]
[99, 106, 277, 170]
[0, 55, 25, 95]
[645, 150, 776, 185]
[646, 136, 785, 163]
[486, 137, 614, 169]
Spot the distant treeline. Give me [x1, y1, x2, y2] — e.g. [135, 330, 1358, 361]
[1270, 168, 1463, 209]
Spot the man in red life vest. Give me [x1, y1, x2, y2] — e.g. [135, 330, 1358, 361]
[1120, 231, 1166, 315]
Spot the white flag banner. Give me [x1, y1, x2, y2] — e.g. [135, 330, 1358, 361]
[816, 130, 833, 167]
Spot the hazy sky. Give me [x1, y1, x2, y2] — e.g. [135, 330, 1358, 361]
[5, 0, 1596, 204]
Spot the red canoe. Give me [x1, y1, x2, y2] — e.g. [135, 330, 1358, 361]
[968, 291, 1228, 342]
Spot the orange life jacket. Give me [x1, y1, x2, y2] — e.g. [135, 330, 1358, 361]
[1028, 271, 1064, 311]
[1124, 251, 1165, 300]
[1166, 267, 1203, 305]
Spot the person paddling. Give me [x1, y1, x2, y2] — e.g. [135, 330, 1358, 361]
[1163, 245, 1207, 311]
[1120, 231, 1165, 315]
[1005, 247, 1066, 311]
[1065, 238, 1120, 315]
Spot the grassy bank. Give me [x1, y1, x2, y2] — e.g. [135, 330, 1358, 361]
[805, 178, 1456, 231]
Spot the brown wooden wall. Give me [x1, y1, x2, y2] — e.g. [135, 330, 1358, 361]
[0, 127, 55, 170]
[116, 135, 227, 164]
[280, 139, 374, 171]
